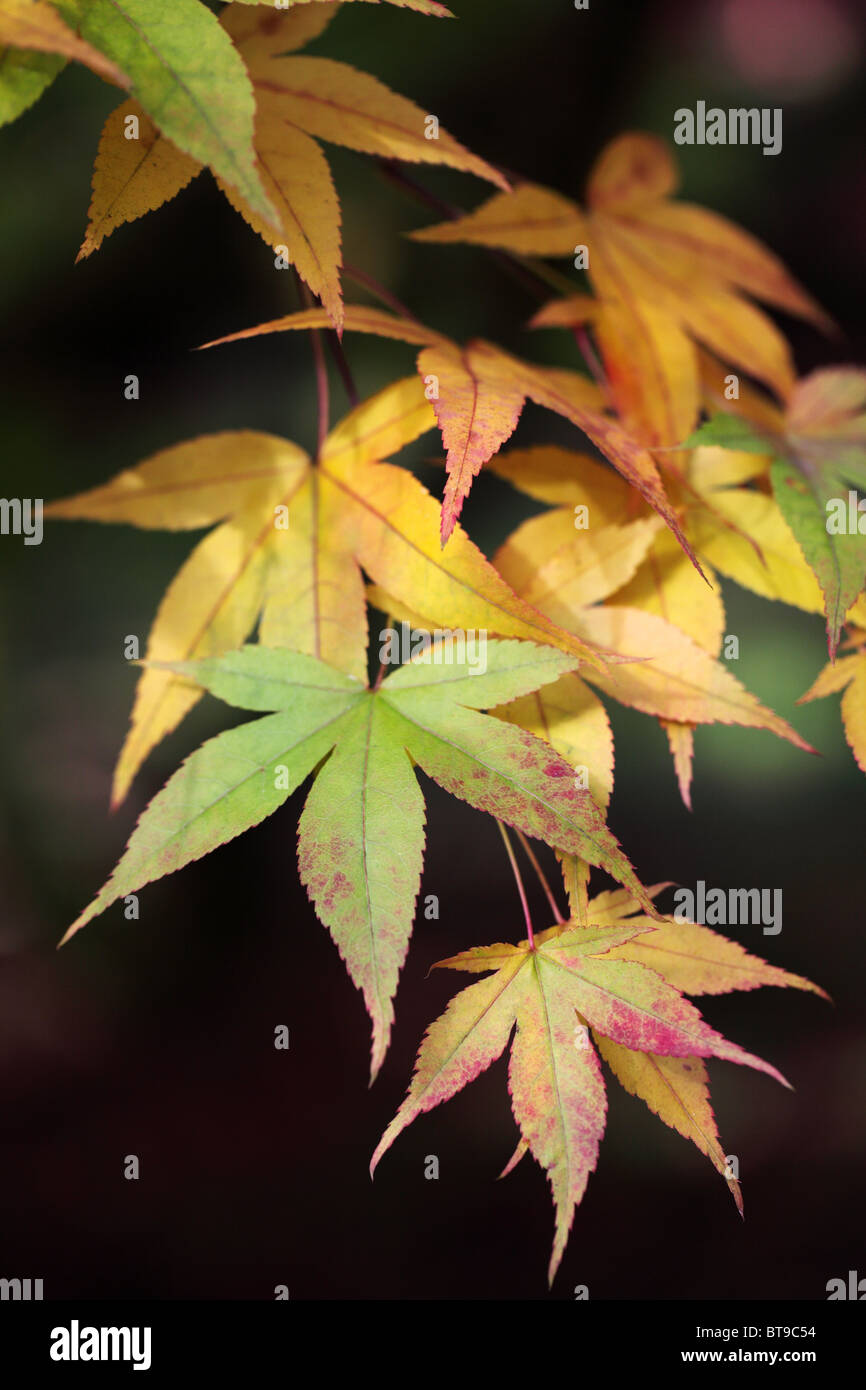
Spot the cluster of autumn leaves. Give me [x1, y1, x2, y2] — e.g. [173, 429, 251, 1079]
[4, 0, 864, 1283]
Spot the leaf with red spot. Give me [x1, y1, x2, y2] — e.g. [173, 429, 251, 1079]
[61, 639, 656, 1080]
[373, 912, 803, 1283]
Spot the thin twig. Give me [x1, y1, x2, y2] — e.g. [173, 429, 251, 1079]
[496, 820, 535, 948]
[514, 830, 564, 924]
[297, 279, 329, 456]
[343, 261, 420, 322]
[378, 159, 462, 221]
[379, 159, 613, 411]
[573, 324, 611, 398]
[380, 163, 556, 305]
[379, 160, 591, 304]
[511, 253, 576, 299]
[326, 329, 359, 407]
[311, 325, 329, 456]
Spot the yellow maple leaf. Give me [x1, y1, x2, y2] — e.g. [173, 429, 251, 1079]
[203, 301, 697, 556]
[414, 131, 831, 445]
[45, 376, 615, 807]
[75, 1, 507, 328]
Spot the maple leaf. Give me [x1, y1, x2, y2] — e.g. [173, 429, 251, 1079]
[594, 1041, 739, 1208]
[663, 721, 696, 810]
[412, 132, 831, 446]
[686, 366, 866, 658]
[60, 639, 658, 1079]
[682, 442, 826, 621]
[372, 889, 822, 1282]
[589, 884, 827, 999]
[75, 1, 504, 326]
[0, 0, 127, 127]
[495, 464, 815, 770]
[651, 399, 865, 779]
[361, 579, 618, 816]
[568, 884, 826, 1201]
[539, 607, 812, 754]
[203, 302, 698, 557]
[486, 442, 725, 657]
[53, 0, 279, 227]
[360, 587, 616, 814]
[489, 439, 722, 650]
[45, 375, 617, 808]
[798, 605, 866, 773]
[374, 439, 813, 807]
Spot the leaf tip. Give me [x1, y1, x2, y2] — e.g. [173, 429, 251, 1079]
[496, 1138, 527, 1181]
[109, 776, 129, 814]
[439, 509, 457, 547]
[546, 1247, 564, 1288]
[369, 1138, 387, 1181]
[368, 1025, 389, 1088]
[57, 920, 81, 950]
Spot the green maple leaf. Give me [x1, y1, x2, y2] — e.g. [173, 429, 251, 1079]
[62, 639, 656, 1078]
[681, 414, 775, 456]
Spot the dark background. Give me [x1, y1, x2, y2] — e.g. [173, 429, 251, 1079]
[1, 0, 864, 1300]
